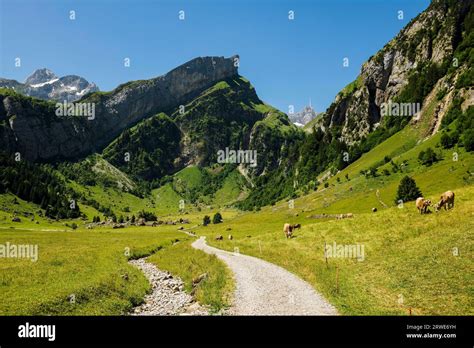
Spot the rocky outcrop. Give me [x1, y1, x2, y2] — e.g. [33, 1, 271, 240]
[0, 55, 239, 162]
[322, 0, 472, 145]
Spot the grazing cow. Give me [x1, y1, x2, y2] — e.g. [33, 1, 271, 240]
[416, 197, 431, 214]
[292, 223, 301, 230]
[228, 234, 233, 240]
[215, 235, 223, 241]
[336, 213, 353, 220]
[435, 191, 455, 211]
[372, 208, 377, 213]
[283, 223, 293, 239]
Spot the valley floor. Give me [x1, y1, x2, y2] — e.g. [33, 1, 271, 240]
[0, 183, 472, 315]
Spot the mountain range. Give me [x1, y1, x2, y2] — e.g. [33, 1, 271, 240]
[0, 0, 472, 212]
[0, 68, 99, 102]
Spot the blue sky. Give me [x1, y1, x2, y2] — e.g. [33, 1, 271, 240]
[1, 0, 430, 113]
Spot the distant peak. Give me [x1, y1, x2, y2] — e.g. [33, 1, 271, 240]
[289, 104, 319, 126]
[25, 68, 57, 85]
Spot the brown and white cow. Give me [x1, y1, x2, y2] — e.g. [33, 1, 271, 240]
[416, 197, 431, 214]
[283, 223, 293, 239]
[435, 191, 455, 211]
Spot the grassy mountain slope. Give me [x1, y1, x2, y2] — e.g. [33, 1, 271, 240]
[103, 113, 181, 182]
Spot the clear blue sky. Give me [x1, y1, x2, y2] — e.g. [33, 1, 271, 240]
[0, 0, 430, 113]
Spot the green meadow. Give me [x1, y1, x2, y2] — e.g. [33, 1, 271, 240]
[198, 184, 473, 315]
[0, 226, 232, 315]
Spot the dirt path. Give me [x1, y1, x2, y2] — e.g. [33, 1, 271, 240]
[376, 189, 388, 208]
[192, 237, 338, 315]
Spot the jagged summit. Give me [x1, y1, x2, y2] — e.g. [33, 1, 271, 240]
[0, 68, 99, 102]
[24, 68, 57, 86]
[289, 103, 320, 127]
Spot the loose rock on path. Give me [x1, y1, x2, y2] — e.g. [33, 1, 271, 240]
[129, 257, 208, 316]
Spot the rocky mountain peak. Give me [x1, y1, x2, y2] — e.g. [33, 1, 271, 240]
[1, 68, 99, 102]
[24, 68, 57, 86]
[289, 103, 320, 127]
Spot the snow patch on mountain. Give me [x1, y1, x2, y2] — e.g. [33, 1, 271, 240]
[30, 78, 60, 88]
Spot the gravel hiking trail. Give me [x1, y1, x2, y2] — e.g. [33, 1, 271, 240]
[192, 237, 338, 315]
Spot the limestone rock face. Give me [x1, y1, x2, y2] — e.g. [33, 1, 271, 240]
[322, 0, 471, 145]
[0, 55, 239, 162]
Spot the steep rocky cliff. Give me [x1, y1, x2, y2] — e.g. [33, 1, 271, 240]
[0, 56, 239, 161]
[323, 0, 472, 145]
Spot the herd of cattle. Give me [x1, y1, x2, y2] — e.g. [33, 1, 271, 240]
[280, 190, 456, 239]
[416, 190, 455, 214]
[212, 190, 457, 241]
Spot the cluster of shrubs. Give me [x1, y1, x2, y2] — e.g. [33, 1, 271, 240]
[203, 212, 223, 226]
[418, 148, 441, 166]
[92, 214, 135, 224]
